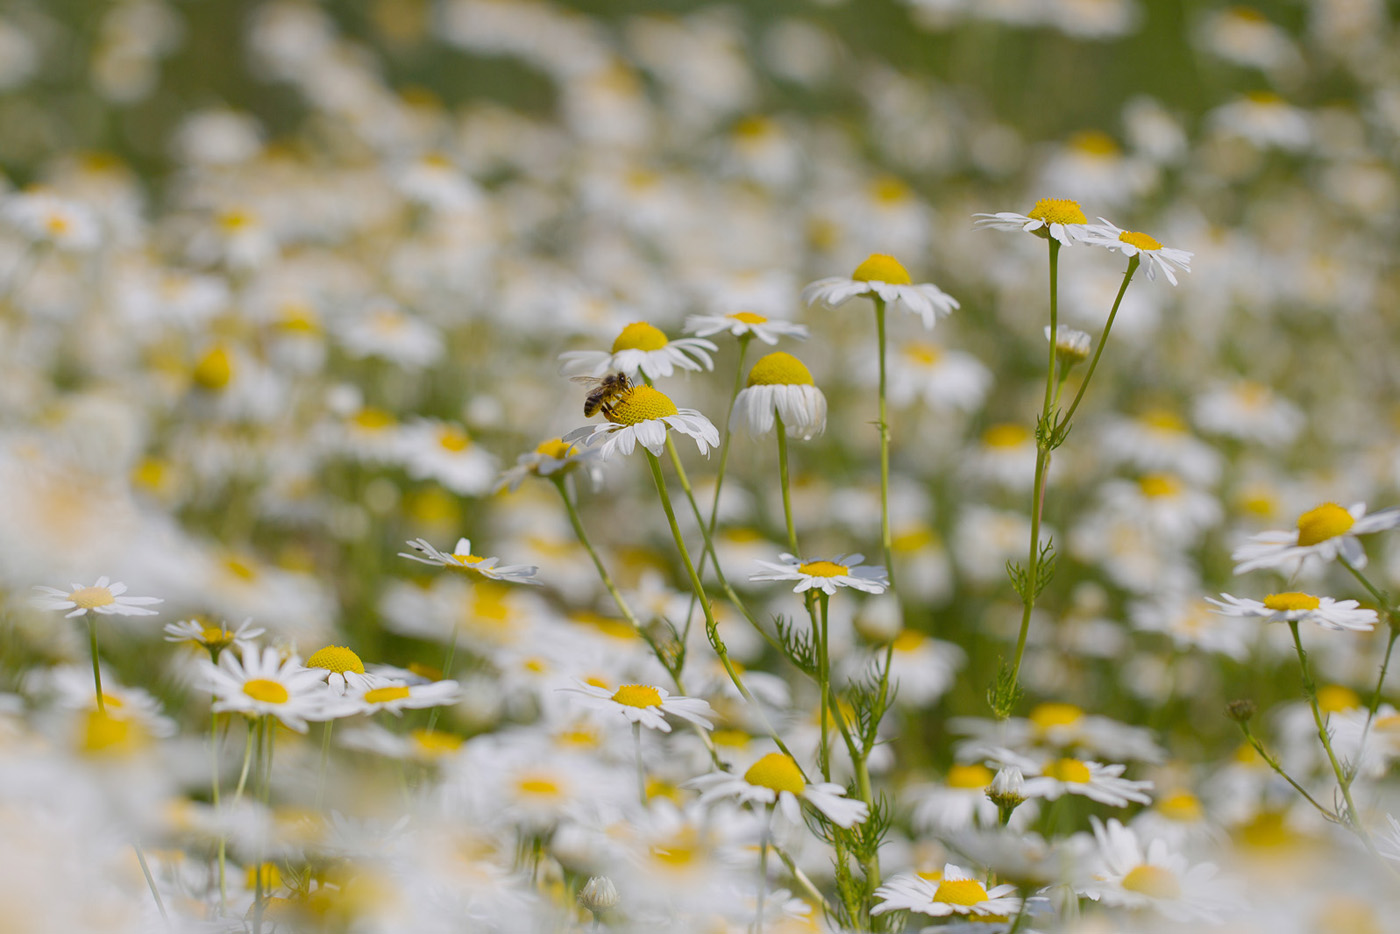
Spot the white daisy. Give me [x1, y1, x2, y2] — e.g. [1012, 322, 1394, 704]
[563, 385, 719, 459]
[687, 751, 869, 828]
[494, 437, 604, 493]
[398, 537, 541, 584]
[557, 681, 714, 733]
[1083, 817, 1231, 922]
[801, 253, 959, 330]
[338, 679, 462, 716]
[728, 351, 827, 440]
[992, 748, 1153, 807]
[1082, 218, 1193, 285]
[398, 419, 499, 496]
[749, 553, 888, 595]
[872, 864, 1023, 919]
[1206, 592, 1378, 633]
[199, 646, 333, 732]
[973, 197, 1095, 246]
[1231, 501, 1400, 574]
[304, 645, 378, 694]
[32, 577, 162, 618]
[559, 321, 717, 380]
[163, 618, 265, 656]
[882, 341, 992, 413]
[683, 310, 808, 345]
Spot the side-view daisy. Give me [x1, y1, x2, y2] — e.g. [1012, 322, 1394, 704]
[973, 197, 1094, 246]
[200, 646, 334, 732]
[802, 253, 959, 330]
[1231, 502, 1400, 574]
[1206, 592, 1377, 632]
[494, 437, 604, 493]
[338, 679, 461, 716]
[687, 751, 868, 828]
[749, 553, 888, 595]
[33, 577, 162, 618]
[563, 385, 719, 459]
[558, 681, 715, 733]
[684, 310, 808, 345]
[163, 618, 265, 657]
[559, 321, 717, 380]
[872, 864, 1023, 919]
[1083, 218, 1193, 284]
[399, 538, 541, 584]
[305, 645, 378, 694]
[729, 351, 827, 440]
[1082, 817, 1231, 923]
[992, 748, 1153, 807]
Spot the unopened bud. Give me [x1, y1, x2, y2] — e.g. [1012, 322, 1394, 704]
[1226, 699, 1257, 723]
[1045, 325, 1092, 366]
[579, 876, 620, 914]
[986, 766, 1027, 821]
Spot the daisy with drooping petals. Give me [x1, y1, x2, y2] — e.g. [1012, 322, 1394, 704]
[872, 864, 1023, 919]
[33, 577, 162, 618]
[339, 679, 462, 716]
[1231, 502, 1400, 574]
[683, 310, 807, 345]
[559, 321, 717, 380]
[563, 384, 719, 459]
[1082, 218, 1193, 284]
[687, 751, 869, 828]
[305, 645, 378, 694]
[1206, 592, 1377, 633]
[749, 553, 888, 595]
[494, 437, 604, 493]
[802, 253, 959, 330]
[1083, 817, 1232, 922]
[163, 618, 265, 657]
[200, 646, 333, 732]
[558, 681, 715, 733]
[973, 197, 1095, 246]
[729, 351, 827, 440]
[398, 538, 541, 584]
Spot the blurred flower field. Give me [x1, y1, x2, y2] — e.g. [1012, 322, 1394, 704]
[2, 0, 1400, 932]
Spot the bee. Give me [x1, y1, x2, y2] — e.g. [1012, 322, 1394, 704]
[574, 371, 633, 419]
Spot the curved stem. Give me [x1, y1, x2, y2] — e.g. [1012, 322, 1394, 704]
[87, 617, 105, 713]
[1058, 256, 1138, 428]
[424, 623, 461, 733]
[1288, 621, 1368, 842]
[873, 297, 895, 593]
[316, 720, 334, 811]
[633, 721, 647, 806]
[775, 415, 797, 556]
[552, 477, 642, 630]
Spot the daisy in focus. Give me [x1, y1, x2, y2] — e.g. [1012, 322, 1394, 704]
[683, 310, 807, 345]
[560, 321, 717, 380]
[687, 751, 868, 828]
[558, 681, 715, 733]
[973, 197, 1095, 246]
[200, 645, 334, 732]
[33, 577, 162, 618]
[872, 864, 1023, 920]
[749, 553, 888, 595]
[1206, 592, 1378, 632]
[1231, 502, 1400, 574]
[992, 749, 1154, 807]
[802, 252, 959, 330]
[399, 538, 541, 584]
[1083, 218, 1193, 284]
[563, 384, 719, 459]
[305, 644, 377, 694]
[729, 351, 827, 440]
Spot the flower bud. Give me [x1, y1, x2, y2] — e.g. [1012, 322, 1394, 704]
[579, 876, 620, 914]
[1226, 699, 1257, 723]
[986, 766, 1027, 820]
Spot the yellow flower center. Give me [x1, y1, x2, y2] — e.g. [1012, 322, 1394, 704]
[437, 426, 471, 452]
[69, 586, 116, 610]
[711, 728, 751, 748]
[1122, 864, 1182, 900]
[448, 553, 486, 568]
[46, 214, 72, 236]
[1141, 409, 1186, 433]
[516, 775, 563, 798]
[728, 311, 768, 324]
[932, 877, 991, 907]
[219, 210, 253, 232]
[364, 686, 412, 704]
[892, 630, 925, 652]
[306, 646, 366, 675]
[983, 423, 1031, 448]
[246, 863, 282, 891]
[851, 253, 911, 285]
[535, 438, 575, 459]
[905, 342, 941, 365]
[743, 752, 806, 794]
[80, 710, 143, 756]
[1118, 230, 1162, 251]
[1138, 473, 1180, 498]
[611, 321, 670, 352]
[1296, 503, 1354, 547]
[798, 560, 848, 577]
[1030, 702, 1084, 730]
[1263, 592, 1321, 612]
[193, 346, 233, 390]
[1317, 685, 1360, 715]
[352, 408, 395, 431]
[604, 385, 679, 426]
[1316, 898, 1383, 934]
[871, 175, 911, 204]
[201, 626, 234, 647]
[410, 729, 463, 756]
[1044, 758, 1092, 784]
[611, 684, 664, 708]
[243, 679, 289, 704]
[1071, 130, 1120, 156]
[1158, 791, 1203, 822]
[747, 351, 815, 387]
[1027, 198, 1087, 226]
[407, 662, 443, 681]
[946, 763, 994, 789]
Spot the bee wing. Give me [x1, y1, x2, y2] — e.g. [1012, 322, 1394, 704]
[571, 375, 606, 385]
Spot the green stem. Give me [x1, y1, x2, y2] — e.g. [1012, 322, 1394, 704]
[87, 616, 105, 713]
[1236, 722, 1337, 821]
[211, 706, 227, 915]
[133, 837, 169, 926]
[424, 624, 461, 733]
[316, 720, 334, 811]
[633, 721, 647, 806]
[873, 297, 895, 593]
[232, 719, 255, 803]
[817, 592, 831, 781]
[1288, 621, 1367, 840]
[696, 333, 752, 581]
[1057, 256, 1139, 428]
[775, 415, 797, 555]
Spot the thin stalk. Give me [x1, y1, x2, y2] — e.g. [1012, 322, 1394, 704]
[87, 617, 105, 712]
[133, 837, 170, 926]
[771, 843, 831, 914]
[1288, 621, 1367, 840]
[775, 415, 797, 555]
[315, 720, 334, 811]
[424, 625, 461, 733]
[816, 592, 831, 781]
[1236, 722, 1337, 821]
[633, 722, 647, 806]
[1057, 256, 1139, 428]
[211, 707, 227, 915]
[873, 297, 895, 593]
[232, 719, 256, 803]
[755, 806, 773, 934]
[698, 333, 753, 578]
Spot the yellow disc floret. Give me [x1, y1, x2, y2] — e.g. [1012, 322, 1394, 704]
[729, 311, 768, 324]
[1044, 758, 1092, 784]
[243, 679, 289, 704]
[744, 752, 806, 794]
[604, 385, 679, 426]
[535, 438, 576, 459]
[193, 346, 233, 391]
[611, 684, 664, 708]
[410, 729, 463, 756]
[364, 686, 412, 704]
[612, 321, 670, 353]
[1027, 198, 1088, 226]
[1317, 685, 1360, 715]
[747, 351, 815, 387]
[1296, 503, 1354, 547]
[851, 253, 912, 285]
[1121, 864, 1182, 900]
[798, 560, 849, 577]
[1119, 230, 1163, 251]
[892, 630, 925, 652]
[69, 586, 116, 610]
[1138, 473, 1181, 498]
[1031, 702, 1084, 731]
[306, 645, 366, 675]
[1158, 791, 1203, 822]
[932, 877, 991, 907]
[1263, 592, 1321, 612]
[983, 423, 1031, 448]
[946, 763, 995, 789]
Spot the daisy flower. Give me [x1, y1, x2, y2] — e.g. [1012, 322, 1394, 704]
[559, 321, 717, 380]
[992, 749, 1153, 807]
[683, 310, 807, 345]
[749, 553, 888, 595]
[494, 437, 604, 493]
[801, 253, 959, 330]
[1083, 817, 1231, 922]
[729, 351, 827, 440]
[339, 679, 462, 716]
[687, 751, 868, 828]
[872, 864, 1023, 919]
[557, 681, 715, 733]
[398, 537, 541, 584]
[882, 341, 992, 413]
[304, 645, 378, 694]
[1378, 814, 1400, 865]
[200, 646, 334, 732]
[1082, 218, 1193, 284]
[163, 618, 265, 656]
[1206, 592, 1378, 633]
[973, 197, 1095, 246]
[563, 385, 719, 459]
[1045, 324, 1092, 365]
[1231, 502, 1400, 574]
[32, 577, 162, 618]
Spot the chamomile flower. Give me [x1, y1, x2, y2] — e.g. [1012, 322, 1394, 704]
[872, 864, 1023, 919]
[558, 681, 715, 733]
[1083, 817, 1231, 922]
[749, 553, 889, 595]
[559, 321, 717, 380]
[801, 253, 959, 330]
[729, 351, 827, 440]
[305, 645, 376, 694]
[683, 311, 808, 345]
[398, 537, 541, 584]
[200, 646, 333, 732]
[340, 679, 462, 716]
[32, 577, 162, 618]
[1206, 592, 1378, 632]
[1231, 502, 1400, 574]
[973, 197, 1095, 246]
[992, 749, 1154, 807]
[1082, 218, 1193, 284]
[687, 752, 869, 828]
[563, 384, 719, 458]
[494, 437, 604, 493]
[163, 618, 265, 656]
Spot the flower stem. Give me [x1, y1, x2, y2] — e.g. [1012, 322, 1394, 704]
[755, 806, 773, 934]
[211, 706, 227, 915]
[1235, 721, 1336, 822]
[633, 721, 647, 806]
[316, 720, 334, 811]
[133, 837, 170, 926]
[697, 333, 752, 578]
[424, 624, 461, 733]
[775, 415, 797, 555]
[87, 616, 105, 713]
[1288, 620, 1367, 839]
[1057, 256, 1139, 428]
[873, 296, 895, 593]
[816, 592, 831, 781]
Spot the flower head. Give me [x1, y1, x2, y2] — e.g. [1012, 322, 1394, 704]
[563, 385, 719, 459]
[494, 437, 604, 493]
[729, 352, 827, 440]
[973, 198, 1094, 246]
[559, 321, 717, 380]
[1206, 592, 1377, 632]
[1231, 502, 1400, 574]
[683, 311, 807, 346]
[398, 537, 541, 584]
[163, 618, 265, 656]
[872, 864, 1023, 919]
[338, 679, 462, 716]
[200, 646, 335, 732]
[749, 553, 888, 595]
[802, 253, 959, 330]
[33, 577, 162, 618]
[1083, 218, 1193, 284]
[687, 751, 869, 827]
[558, 681, 715, 733]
